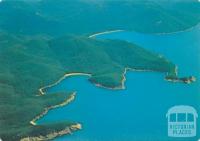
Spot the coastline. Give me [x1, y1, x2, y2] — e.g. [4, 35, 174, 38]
[30, 93, 77, 126]
[88, 23, 200, 39]
[39, 67, 185, 95]
[30, 65, 195, 140]
[27, 73, 91, 141]
[89, 30, 124, 38]
[27, 68, 131, 140]
[34, 68, 158, 125]
[121, 67, 162, 89]
[26, 93, 79, 141]
[88, 68, 156, 90]
[39, 73, 91, 95]
[149, 22, 200, 36]
[20, 123, 82, 141]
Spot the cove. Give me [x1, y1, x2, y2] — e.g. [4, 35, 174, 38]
[37, 25, 200, 141]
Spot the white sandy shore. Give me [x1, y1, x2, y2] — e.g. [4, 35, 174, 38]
[89, 30, 124, 38]
[89, 22, 200, 38]
[39, 73, 91, 95]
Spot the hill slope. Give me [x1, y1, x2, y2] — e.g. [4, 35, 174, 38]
[0, 0, 200, 35]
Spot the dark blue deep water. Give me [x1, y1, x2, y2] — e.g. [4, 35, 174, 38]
[37, 26, 200, 141]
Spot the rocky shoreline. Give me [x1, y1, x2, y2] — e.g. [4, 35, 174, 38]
[30, 93, 76, 126]
[20, 123, 82, 141]
[24, 93, 79, 141]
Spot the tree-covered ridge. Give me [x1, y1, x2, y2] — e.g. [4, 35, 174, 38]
[0, 32, 178, 140]
[0, 0, 200, 36]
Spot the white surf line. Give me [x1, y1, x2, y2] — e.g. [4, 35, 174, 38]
[89, 30, 124, 38]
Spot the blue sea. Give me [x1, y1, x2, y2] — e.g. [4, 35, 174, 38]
[37, 25, 200, 141]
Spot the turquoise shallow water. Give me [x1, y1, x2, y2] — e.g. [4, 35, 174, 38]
[37, 26, 200, 141]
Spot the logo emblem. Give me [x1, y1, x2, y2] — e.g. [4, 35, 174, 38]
[166, 105, 198, 137]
